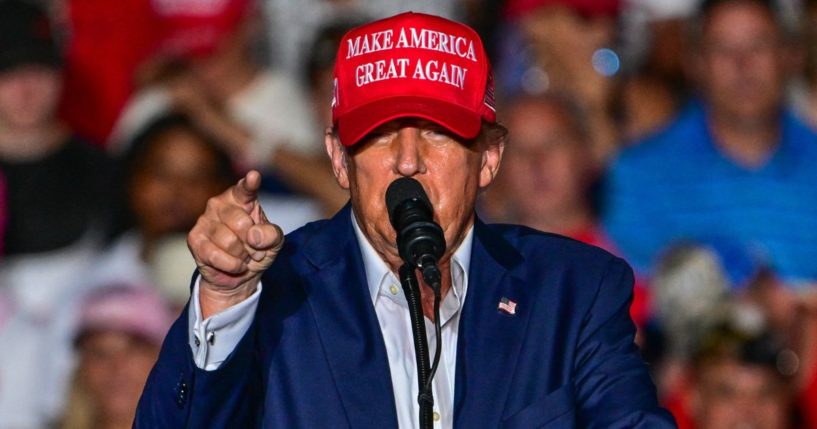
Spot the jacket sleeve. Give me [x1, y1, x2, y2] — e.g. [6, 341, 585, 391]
[134, 297, 263, 428]
[573, 257, 677, 428]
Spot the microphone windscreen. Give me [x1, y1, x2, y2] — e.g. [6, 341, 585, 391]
[385, 177, 432, 220]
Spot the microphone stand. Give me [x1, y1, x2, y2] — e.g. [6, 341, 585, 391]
[399, 263, 434, 429]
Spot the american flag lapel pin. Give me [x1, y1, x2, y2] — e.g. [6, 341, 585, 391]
[498, 297, 517, 315]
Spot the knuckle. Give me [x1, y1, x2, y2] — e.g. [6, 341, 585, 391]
[205, 196, 220, 212]
[233, 215, 253, 232]
[206, 248, 223, 267]
[221, 230, 240, 248]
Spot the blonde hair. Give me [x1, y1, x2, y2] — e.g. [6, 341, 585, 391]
[59, 372, 97, 429]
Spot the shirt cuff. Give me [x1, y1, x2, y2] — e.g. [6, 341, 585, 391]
[188, 276, 262, 371]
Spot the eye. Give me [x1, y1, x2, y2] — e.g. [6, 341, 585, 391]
[361, 127, 398, 145]
[422, 125, 454, 142]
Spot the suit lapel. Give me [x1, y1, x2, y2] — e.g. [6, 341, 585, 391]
[454, 219, 534, 428]
[296, 206, 398, 428]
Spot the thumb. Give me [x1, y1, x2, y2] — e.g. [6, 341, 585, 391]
[232, 170, 262, 207]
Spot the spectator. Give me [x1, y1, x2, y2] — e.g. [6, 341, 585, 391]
[689, 322, 796, 429]
[484, 93, 604, 245]
[648, 241, 756, 413]
[110, 0, 346, 214]
[650, 240, 817, 428]
[0, 0, 116, 257]
[482, 93, 651, 326]
[603, 0, 817, 283]
[614, 0, 697, 141]
[59, 286, 174, 429]
[0, 10, 116, 422]
[498, 0, 622, 165]
[93, 113, 234, 306]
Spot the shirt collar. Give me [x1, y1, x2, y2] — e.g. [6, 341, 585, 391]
[351, 210, 473, 305]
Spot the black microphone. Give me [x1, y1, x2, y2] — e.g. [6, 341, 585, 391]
[386, 177, 446, 429]
[385, 177, 446, 291]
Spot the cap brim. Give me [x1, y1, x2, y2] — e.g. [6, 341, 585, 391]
[336, 96, 483, 147]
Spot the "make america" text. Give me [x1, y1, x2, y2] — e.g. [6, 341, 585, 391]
[346, 27, 477, 62]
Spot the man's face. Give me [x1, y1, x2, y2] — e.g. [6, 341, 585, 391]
[499, 100, 589, 225]
[326, 118, 503, 269]
[694, 360, 790, 429]
[697, 1, 787, 125]
[0, 65, 61, 130]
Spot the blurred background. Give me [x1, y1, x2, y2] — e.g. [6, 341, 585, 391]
[0, 0, 816, 427]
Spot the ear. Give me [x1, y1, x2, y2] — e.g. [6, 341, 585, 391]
[325, 128, 350, 190]
[478, 137, 505, 189]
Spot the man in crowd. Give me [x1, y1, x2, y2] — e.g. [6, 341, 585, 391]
[603, 0, 817, 283]
[136, 12, 674, 428]
[0, 3, 116, 426]
[0, 0, 115, 256]
[689, 323, 795, 429]
[483, 93, 651, 327]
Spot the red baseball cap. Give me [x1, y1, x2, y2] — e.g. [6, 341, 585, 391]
[153, 0, 251, 58]
[504, 0, 621, 20]
[332, 12, 497, 147]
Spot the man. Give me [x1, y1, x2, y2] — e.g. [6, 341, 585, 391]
[485, 93, 606, 248]
[136, 12, 674, 428]
[0, 0, 115, 256]
[0, 3, 116, 426]
[603, 0, 817, 283]
[688, 323, 794, 429]
[484, 93, 652, 327]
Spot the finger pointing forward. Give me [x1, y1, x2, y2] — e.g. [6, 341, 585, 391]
[232, 170, 263, 208]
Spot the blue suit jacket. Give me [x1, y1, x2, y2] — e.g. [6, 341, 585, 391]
[135, 206, 676, 428]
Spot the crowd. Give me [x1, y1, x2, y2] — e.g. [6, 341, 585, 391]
[0, 0, 816, 427]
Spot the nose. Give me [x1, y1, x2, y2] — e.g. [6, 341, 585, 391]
[393, 127, 427, 177]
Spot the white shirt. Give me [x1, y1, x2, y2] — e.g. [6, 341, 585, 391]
[189, 213, 473, 428]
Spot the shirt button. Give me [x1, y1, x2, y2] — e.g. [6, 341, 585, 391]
[194, 335, 200, 347]
[207, 331, 215, 345]
[433, 411, 441, 422]
[389, 284, 399, 295]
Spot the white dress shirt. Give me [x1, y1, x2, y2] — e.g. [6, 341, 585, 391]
[189, 212, 473, 428]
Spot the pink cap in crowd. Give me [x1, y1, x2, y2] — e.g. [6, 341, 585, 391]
[75, 285, 175, 346]
[331, 12, 497, 147]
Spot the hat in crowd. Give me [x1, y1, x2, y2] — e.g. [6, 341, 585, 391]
[153, 0, 251, 58]
[627, 0, 697, 21]
[0, 0, 61, 72]
[75, 285, 175, 346]
[694, 319, 794, 376]
[504, 0, 621, 20]
[332, 12, 497, 147]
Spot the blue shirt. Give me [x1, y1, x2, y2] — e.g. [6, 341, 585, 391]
[603, 102, 817, 284]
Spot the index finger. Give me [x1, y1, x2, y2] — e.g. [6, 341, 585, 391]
[232, 170, 262, 205]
